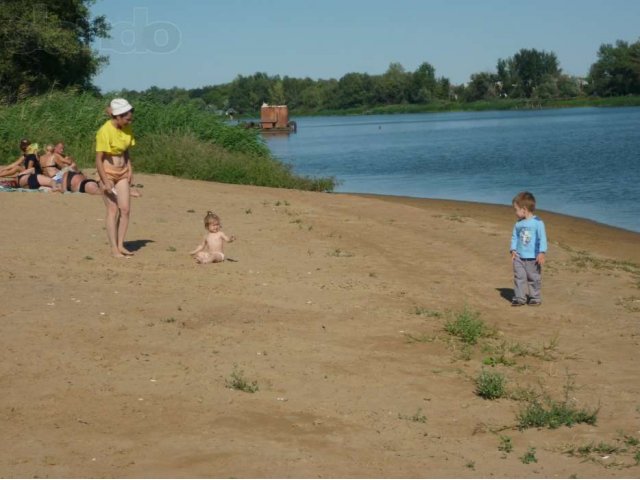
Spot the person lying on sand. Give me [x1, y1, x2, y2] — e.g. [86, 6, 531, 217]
[190, 211, 235, 264]
[41, 143, 100, 194]
[0, 156, 27, 179]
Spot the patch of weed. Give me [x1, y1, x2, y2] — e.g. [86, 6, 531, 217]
[482, 341, 517, 367]
[166, 246, 177, 252]
[518, 374, 598, 430]
[327, 248, 354, 258]
[498, 435, 513, 453]
[444, 307, 491, 345]
[245, 208, 252, 214]
[225, 365, 259, 393]
[520, 447, 537, 464]
[398, 408, 427, 423]
[517, 398, 598, 430]
[475, 369, 507, 400]
[414, 307, 443, 318]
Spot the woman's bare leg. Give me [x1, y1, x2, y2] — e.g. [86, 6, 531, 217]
[103, 191, 124, 257]
[114, 179, 133, 255]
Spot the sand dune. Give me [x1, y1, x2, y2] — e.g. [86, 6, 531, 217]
[1, 173, 639, 477]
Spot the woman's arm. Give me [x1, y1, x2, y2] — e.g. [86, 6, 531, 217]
[95, 151, 113, 192]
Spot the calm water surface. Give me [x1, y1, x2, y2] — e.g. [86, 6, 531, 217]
[265, 107, 640, 233]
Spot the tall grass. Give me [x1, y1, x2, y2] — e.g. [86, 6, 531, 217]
[0, 90, 335, 191]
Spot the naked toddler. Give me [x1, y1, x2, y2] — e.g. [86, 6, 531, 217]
[190, 211, 235, 264]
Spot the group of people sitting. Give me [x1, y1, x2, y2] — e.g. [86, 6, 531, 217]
[0, 139, 101, 194]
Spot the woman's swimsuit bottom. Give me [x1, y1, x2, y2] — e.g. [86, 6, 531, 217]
[17, 154, 43, 189]
[65, 171, 98, 193]
[103, 161, 131, 184]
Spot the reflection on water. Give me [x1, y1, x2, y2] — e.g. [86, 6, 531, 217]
[266, 107, 640, 232]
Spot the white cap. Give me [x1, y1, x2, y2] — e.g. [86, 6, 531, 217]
[110, 98, 133, 116]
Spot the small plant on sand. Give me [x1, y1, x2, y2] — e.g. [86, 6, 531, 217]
[167, 246, 177, 252]
[623, 434, 639, 447]
[482, 341, 517, 367]
[245, 208, 252, 214]
[444, 307, 491, 345]
[517, 397, 598, 430]
[84, 255, 93, 260]
[475, 369, 507, 399]
[327, 248, 354, 258]
[398, 408, 427, 423]
[225, 365, 259, 393]
[414, 307, 443, 318]
[517, 373, 598, 430]
[634, 450, 640, 465]
[498, 435, 513, 453]
[520, 447, 537, 464]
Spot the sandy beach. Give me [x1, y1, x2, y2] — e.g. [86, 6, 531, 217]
[1, 173, 639, 478]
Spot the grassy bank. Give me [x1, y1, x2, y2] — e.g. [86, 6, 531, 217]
[0, 91, 335, 191]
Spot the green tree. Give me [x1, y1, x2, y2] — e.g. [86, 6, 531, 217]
[337, 72, 373, 108]
[269, 80, 286, 105]
[410, 62, 437, 103]
[464, 72, 499, 101]
[0, 0, 110, 103]
[497, 49, 560, 98]
[588, 39, 640, 96]
[377, 62, 409, 104]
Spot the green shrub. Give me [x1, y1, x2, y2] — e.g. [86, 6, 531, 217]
[517, 398, 598, 430]
[444, 307, 489, 344]
[475, 369, 507, 399]
[520, 447, 537, 464]
[498, 435, 513, 453]
[225, 365, 259, 393]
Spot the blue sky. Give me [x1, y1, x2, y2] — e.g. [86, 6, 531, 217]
[91, 0, 640, 93]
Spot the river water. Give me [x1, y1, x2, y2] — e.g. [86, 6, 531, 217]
[265, 107, 640, 233]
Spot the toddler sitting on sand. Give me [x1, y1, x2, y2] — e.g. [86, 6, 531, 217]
[190, 211, 235, 264]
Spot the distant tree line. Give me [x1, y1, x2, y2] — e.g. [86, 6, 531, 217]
[121, 40, 640, 114]
[0, 2, 638, 113]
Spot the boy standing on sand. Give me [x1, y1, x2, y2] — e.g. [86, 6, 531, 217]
[510, 191, 547, 306]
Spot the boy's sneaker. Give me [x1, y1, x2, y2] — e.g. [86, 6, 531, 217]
[511, 298, 526, 307]
[528, 299, 542, 306]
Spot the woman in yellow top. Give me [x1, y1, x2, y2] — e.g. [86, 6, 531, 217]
[95, 98, 137, 257]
